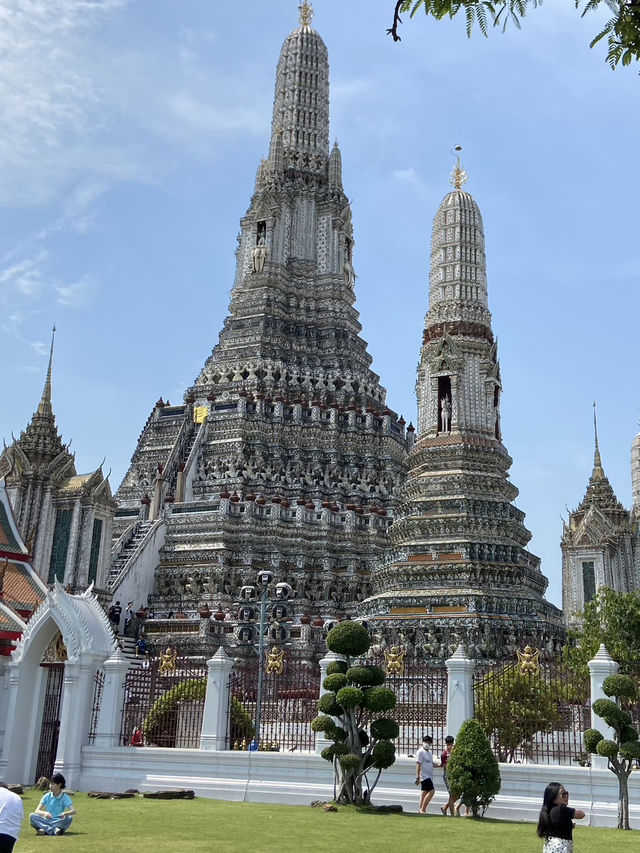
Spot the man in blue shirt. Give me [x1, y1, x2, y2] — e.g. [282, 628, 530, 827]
[29, 773, 76, 836]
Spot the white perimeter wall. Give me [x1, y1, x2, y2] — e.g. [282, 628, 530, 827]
[80, 746, 640, 829]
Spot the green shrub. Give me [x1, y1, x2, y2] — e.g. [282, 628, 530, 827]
[311, 715, 335, 734]
[363, 686, 397, 713]
[336, 686, 364, 709]
[318, 622, 399, 806]
[584, 728, 603, 752]
[346, 665, 385, 686]
[338, 754, 361, 773]
[620, 740, 640, 760]
[370, 718, 400, 740]
[318, 693, 342, 716]
[603, 674, 638, 702]
[326, 621, 371, 657]
[323, 673, 348, 692]
[446, 718, 501, 818]
[592, 698, 631, 728]
[620, 724, 638, 743]
[321, 746, 335, 762]
[371, 740, 395, 769]
[596, 739, 619, 760]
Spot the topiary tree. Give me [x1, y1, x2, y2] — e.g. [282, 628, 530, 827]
[311, 621, 399, 805]
[583, 673, 640, 830]
[445, 718, 501, 818]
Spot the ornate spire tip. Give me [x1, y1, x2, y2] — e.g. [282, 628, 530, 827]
[449, 145, 467, 190]
[299, 2, 313, 29]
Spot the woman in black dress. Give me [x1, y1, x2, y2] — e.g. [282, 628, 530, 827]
[537, 782, 586, 852]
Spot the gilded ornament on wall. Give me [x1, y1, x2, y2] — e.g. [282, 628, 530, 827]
[384, 645, 405, 676]
[265, 645, 285, 676]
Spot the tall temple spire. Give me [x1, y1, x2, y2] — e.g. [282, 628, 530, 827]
[269, 5, 329, 168]
[592, 401, 605, 481]
[37, 325, 56, 417]
[363, 164, 564, 659]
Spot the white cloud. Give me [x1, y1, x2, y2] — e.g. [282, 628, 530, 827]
[55, 275, 95, 308]
[0, 250, 48, 297]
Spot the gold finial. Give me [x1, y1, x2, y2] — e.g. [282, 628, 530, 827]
[299, 2, 313, 29]
[449, 144, 468, 190]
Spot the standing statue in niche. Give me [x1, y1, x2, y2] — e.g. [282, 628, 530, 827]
[440, 394, 451, 432]
[252, 235, 269, 273]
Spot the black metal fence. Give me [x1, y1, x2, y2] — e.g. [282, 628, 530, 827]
[87, 669, 105, 744]
[473, 654, 590, 765]
[120, 655, 207, 748]
[227, 651, 320, 751]
[366, 652, 448, 756]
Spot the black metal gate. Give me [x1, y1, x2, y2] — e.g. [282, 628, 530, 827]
[227, 652, 320, 751]
[34, 663, 64, 781]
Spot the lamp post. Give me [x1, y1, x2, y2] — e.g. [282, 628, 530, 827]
[240, 571, 292, 750]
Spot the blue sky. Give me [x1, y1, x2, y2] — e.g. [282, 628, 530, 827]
[1, 0, 639, 609]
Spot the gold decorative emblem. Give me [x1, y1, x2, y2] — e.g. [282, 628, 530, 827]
[265, 645, 285, 676]
[299, 2, 313, 29]
[449, 145, 468, 190]
[516, 645, 540, 675]
[55, 634, 68, 662]
[159, 646, 177, 674]
[384, 645, 405, 676]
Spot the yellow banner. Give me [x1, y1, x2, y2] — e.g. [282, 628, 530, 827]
[193, 406, 209, 424]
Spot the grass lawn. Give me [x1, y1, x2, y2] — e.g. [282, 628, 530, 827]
[14, 790, 638, 853]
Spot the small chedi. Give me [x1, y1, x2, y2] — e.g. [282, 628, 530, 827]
[359, 157, 565, 660]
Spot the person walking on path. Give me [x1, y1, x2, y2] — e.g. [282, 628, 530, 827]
[537, 782, 585, 852]
[29, 773, 76, 836]
[0, 784, 23, 852]
[415, 734, 440, 814]
[440, 735, 457, 816]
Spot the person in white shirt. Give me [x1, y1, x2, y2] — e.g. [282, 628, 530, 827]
[0, 783, 23, 852]
[415, 734, 441, 814]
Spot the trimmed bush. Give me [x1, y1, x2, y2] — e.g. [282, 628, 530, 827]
[311, 715, 335, 734]
[326, 660, 348, 676]
[336, 686, 364, 709]
[584, 728, 603, 752]
[620, 740, 640, 760]
[592, 698, 630, 728]
[317, 621, 400, 805]
[371, 740, 395, 769]
[603, 674, 638, 702]
[363, 686, 397, 713]
[338, 754, 361, 773]
[323, 673, 348, 692]
[596, 739, 619, 760]
[446, 718, 501, 818]
[370, 718, 400, 740]
[326, 621, 371, 657]
[318, 693, 342, 716]
[346, 665, 385, 686]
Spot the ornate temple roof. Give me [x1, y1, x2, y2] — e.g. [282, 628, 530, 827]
[9, 329, 74, 473]
[568, 408, 630, 535]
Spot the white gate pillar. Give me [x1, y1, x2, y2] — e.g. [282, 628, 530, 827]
[53, 659, 100, 788]
[445, 644, 475, 738]
[588, 643, 619, 769]
[93, 648, 131, 748]
[200, 647, 234, 751]
[315, 650, 345, 755]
